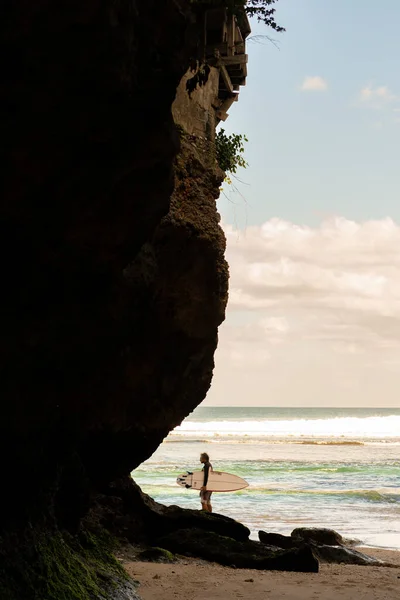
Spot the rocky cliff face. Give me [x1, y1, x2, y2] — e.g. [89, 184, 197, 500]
[0, 1, 227, 598]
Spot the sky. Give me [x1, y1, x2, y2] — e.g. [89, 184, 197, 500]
[205, 0, 400, 407]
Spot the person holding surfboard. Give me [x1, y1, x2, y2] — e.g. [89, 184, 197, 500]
[200, 452, 213, 512]
[176, 461, 248, 500]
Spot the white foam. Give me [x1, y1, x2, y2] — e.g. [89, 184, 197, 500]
[172, 415, 400, 440]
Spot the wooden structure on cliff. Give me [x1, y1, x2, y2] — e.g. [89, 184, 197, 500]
[172, 6, 250, 139]
[204, 7, 250, 123]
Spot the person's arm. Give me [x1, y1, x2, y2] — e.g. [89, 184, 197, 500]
[203, 463, 210, 488]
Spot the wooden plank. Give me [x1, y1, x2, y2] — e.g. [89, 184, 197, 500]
[219, 64, 233, 94]
[206, 42, 245, 57]
[230, 75, 246, 87]
[221, 54, 248, 66]
[219, 94, 239, 112]
[226, 14, 235, 56]
[234, 18, 244, 43]
[216, 94, 239, 122]
[239, 13, 251, 38]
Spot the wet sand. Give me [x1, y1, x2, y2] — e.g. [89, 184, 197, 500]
[124, 548, 400, 600]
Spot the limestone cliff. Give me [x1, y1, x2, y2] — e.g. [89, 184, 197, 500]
[0, 1, 232, 598]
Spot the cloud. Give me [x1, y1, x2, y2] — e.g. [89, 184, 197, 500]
[205, 217, 400, 406]
[301, 76, 328, 91]
[359, 85, 397, 109]
[211, 217, 400, 389]
[225, 217, 400, 320]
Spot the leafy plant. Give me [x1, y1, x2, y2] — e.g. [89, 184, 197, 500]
[215, 128, 248, 179]
[227, 0, 285, 31]
[191, 1, 284, 32]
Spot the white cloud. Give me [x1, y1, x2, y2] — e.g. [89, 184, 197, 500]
[359, 85, 397, 109]
[301, 76, 328, 91]
[206, 217, 400, 406]
[225, 217, 400, 320]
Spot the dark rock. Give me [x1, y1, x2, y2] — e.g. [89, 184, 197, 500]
[259, 528, 383, 567]
[104, 578, 141, 600]
[342, 537, 363, 547]
[291, 528, 344, 546]
[92, 477, 250, 543]
[0, 0, 228, 597]
[137, 547, 176, 564]
[157, 528, 319, 573]
[259, 531, 301, 549]
[311, 545, 384, 566]
[1, 0, 226, 521]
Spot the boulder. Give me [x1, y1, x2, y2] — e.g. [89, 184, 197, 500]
[291, 527, 344, 546]
[137, 547, 176, 563]
[311, 545, 384, 566]
[157, 528, 319, 573]
[259, 528, 383, 567]
[258, 531, 301, 549]
[96, 478, 250, 543]
[149, 505, 250, 543]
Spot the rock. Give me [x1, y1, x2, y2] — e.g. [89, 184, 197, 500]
[244, 578, 254, 582]
[259, 531, 301, 549]
[137, 547, 176, 563]
[259, 528, 384, 567]
[259, 528, 383, 567]
[0, 0, 230, 596]
[311, 545, 384, 566]
[291, 528, 344, 546]
[157, 529, 319, 573]
[342, 537, 363, 547]
[93, 478, 250, 543]
[104, 578, 141, 600]
[149, 504, 250, 543]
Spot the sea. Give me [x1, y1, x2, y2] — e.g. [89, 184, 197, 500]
[132, 407, 400, 549]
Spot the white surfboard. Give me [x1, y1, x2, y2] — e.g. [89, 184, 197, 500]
[176, 470, 249, 492]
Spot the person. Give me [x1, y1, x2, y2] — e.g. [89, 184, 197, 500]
[200, 452, 213, 512]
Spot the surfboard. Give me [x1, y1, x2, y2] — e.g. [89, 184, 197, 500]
[176, 470, 249, 492]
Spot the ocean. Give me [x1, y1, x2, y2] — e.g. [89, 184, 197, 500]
[132, 407, 400, 549]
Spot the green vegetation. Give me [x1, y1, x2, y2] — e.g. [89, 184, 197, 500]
[215, 128, 248, 181]
[191, 1, 284, 32]
[226, 0, 284, 31]
[0, 528, 129, 600]
[137, 547, 176, 563]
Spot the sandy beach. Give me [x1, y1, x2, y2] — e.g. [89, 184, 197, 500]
[125, 549, 400, 600]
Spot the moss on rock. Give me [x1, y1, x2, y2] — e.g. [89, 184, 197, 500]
[137, 547, 176, 563]
[0, 527, 135, 600]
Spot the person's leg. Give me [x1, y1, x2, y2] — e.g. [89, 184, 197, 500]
[200, 491, 212, 511]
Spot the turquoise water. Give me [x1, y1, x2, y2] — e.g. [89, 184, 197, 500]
[133, 407, 400, 548]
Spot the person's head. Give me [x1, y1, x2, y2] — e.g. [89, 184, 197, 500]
[200, 452, 209, 464]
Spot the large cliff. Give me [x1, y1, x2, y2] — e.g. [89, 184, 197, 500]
[0, 1, 229, 598]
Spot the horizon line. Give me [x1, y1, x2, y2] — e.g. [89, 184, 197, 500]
[199, 405, 400, 409]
